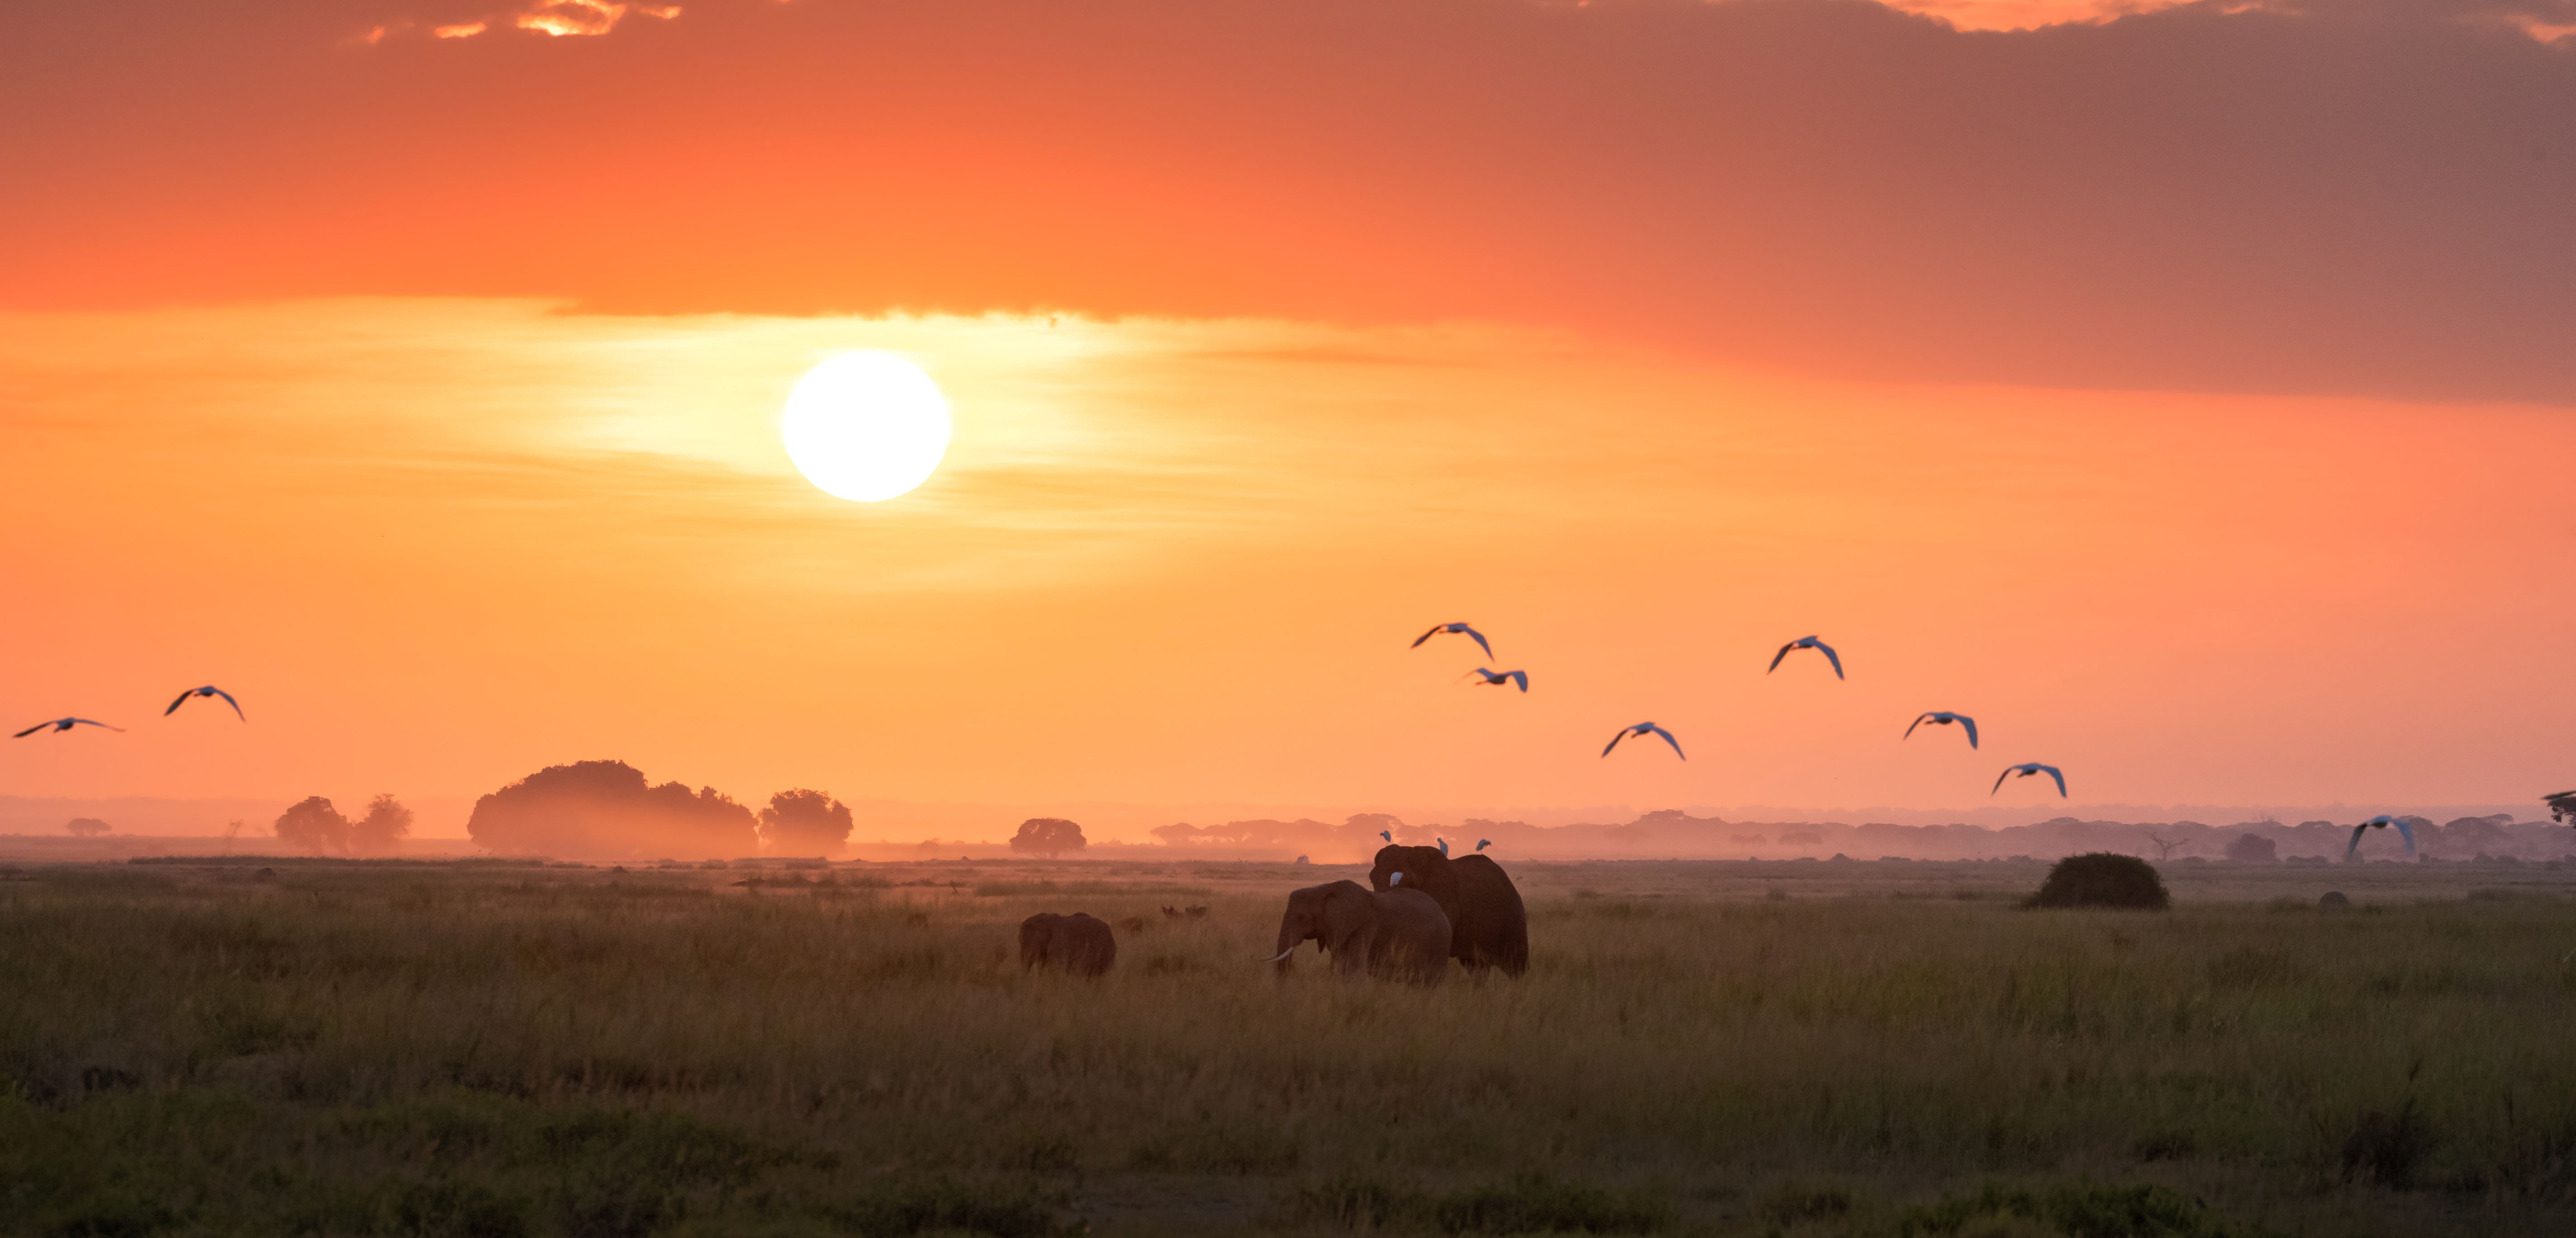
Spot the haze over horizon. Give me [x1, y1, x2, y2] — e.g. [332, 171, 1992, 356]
[6, 0, 2571, 831]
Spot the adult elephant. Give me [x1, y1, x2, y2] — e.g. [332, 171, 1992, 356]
[1018, 911, 1116, 976]
[1369, 846, 1529, 976]
[1267, 880, 1451, 985]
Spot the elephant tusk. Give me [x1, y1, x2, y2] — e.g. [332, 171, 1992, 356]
[1262, 945, 1300, 963]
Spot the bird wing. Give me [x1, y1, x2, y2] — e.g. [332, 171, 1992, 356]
[1650, 725, 1685, 760]
[1960, 716, 1978, 749]
[2346, 823, 2365, 860]
[1465, 627, 1494, 659]
[165, 689, 193, 715]
[1991, 767, 2014, 795]
[1602, 728, 1628, 757]
[1507, 671, 1527, 692]
[212, 688, 244, 720]
[2394, 817, 2417, 855]
[1411, 625, 1442, 647]
[72, 719, 124, 732]
[1904, 713, 1927, 740]
[1767, 642, 1794, 673]
[2042, 765, 2066, 797]
[11, 722, 44, 738]
[1817, 641, 1843, 679]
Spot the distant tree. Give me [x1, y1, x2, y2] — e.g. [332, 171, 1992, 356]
[349, 793, 414, 856]
[466, 760, 757, 860]
[274, 796, 351, 854]
[64, 817, 109, 838]
[1010, 817, 1086, 858]
[2225, 833, 2279, 863]
[2144, 831, 2183, 861]
[2547, 791, 2576, 826]
[759, 789, 854, 855]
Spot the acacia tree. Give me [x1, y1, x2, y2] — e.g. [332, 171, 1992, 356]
[274, 796, 350, 854]
[2225, 832, 2279, 863]
[64, 817, 109, 838]
[759, 789, 855, 855]
[349, 794, 414, 856]
[1010, 818, 1086, 858]
[2547, 791, 2576, 826]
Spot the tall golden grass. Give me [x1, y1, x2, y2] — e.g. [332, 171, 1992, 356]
[2, 858, 2573, 1235]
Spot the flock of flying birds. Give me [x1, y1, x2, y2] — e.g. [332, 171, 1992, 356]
[14, 685, 245, 738]
[1418, 620, 2429, 860]
[14, 647, 2434, 863]
[1414, 620, 2067, 802]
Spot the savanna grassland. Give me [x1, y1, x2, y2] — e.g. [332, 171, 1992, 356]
[5, 857, 2576, 1237]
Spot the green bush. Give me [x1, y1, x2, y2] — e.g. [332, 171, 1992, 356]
[2025, 854, 2170, 911]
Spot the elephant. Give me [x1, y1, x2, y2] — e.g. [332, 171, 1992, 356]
[1018, 911, 1116, 976]
[1368, 845, 1529, 976]
[1268, 880, 1451, 985]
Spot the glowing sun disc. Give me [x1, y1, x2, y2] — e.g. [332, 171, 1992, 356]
[780, 352, 952, 502]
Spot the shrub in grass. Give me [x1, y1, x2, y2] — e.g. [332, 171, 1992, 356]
[1278, 1173, 1669, 1233]
[1899, 1182, 2245, 1237]
[2024, 853, 2169, 910]
[2341, 1099, 2436, 1191]
[1758, 1182, 1853, 1226]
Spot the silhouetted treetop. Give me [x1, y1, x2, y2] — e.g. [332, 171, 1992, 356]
[467, 760, 756, 860]
[274, 796, 350, 855]
[1010, 818, 1086, 857]
[351, 793, 413, 857]
[64, 817, 109, 838]
[760, 788, 854, 855]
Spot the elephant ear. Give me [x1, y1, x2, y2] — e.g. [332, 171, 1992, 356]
[1322, 884, 1373, 950]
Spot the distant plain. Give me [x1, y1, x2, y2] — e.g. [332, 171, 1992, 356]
[5, 857, 2575, 1236]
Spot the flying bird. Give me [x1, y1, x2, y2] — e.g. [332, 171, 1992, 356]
[1603, 722, 1686, 760]
[1904, 711, 1977, 749]
[1379, 828, 1393, 843]
[1462, 667, 1529, 692]
[13, 717, 124, 738]
[1412, 622, 1495, 660]
[165, 685, 245, 721]
[1768, 635, 1844, 680]
[1476, 839, 1491, 852]
[1991, 762, 2066, 797]
[2346, 815, 2419, 861]
[1436, 837, 1449, 857]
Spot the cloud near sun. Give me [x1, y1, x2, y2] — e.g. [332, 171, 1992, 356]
[11, 0, 2576, 405]
[364, 0, 679, 43]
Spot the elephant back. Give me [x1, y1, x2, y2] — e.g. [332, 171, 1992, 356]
[1368, 845, 1461, 922]
[1059, 911, 1118, 976]
[1448, 855, 1530, 975]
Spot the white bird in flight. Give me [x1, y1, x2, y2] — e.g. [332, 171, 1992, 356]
[1768, 635, 1843, 680]
[1436, 837, 1450, 856]
[1412, 622, 1495, 660]
[2346, 815, 2419, 861]
[1603, 722, 1685, 760]
[14, 717, 124, 738]
[1991, 762, 2066, 797]
[1904, 711, 1977, 749]
[1379, 828, 1393, 843]
[165, 685, 245, 721]
[1462, 667, 1529, 693]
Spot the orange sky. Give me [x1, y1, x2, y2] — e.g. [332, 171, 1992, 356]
[3, 1, 2572, 839]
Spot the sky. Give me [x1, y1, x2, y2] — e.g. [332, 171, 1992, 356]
[3, 0, 2572, 841]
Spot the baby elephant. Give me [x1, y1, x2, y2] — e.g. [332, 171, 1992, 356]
[1019, 911, 1117, 976]
[1268, 880, 1451, 985]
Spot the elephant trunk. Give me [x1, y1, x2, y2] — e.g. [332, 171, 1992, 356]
[1271, 914, 1308, 973]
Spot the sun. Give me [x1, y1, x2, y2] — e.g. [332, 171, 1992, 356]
[780, 352, 952, 502]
